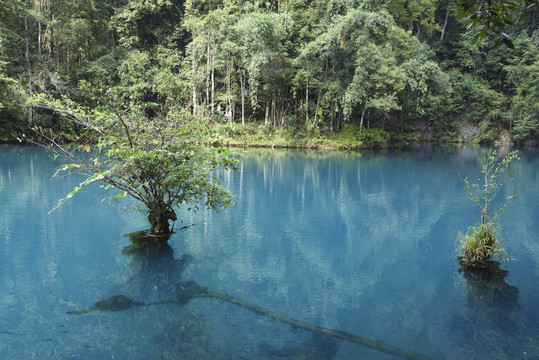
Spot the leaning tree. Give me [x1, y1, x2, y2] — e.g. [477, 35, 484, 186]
[31, 84, 237, 240]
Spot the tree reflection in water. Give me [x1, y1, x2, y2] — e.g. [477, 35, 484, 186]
[453, 264, 539, 359]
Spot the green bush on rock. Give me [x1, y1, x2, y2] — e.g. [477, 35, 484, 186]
[457, 149, 519, 268]
[457, 221, 507, 268]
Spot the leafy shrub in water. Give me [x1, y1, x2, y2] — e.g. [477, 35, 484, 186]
[457, 221, 507, 267]
[457, 150, 519, 268]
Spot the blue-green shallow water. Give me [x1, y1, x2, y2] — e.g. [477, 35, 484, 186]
[1, 144, 538, 360]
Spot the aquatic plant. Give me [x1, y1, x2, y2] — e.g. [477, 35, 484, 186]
[457, 221, 507, 268]
[457, 149, 519, 267]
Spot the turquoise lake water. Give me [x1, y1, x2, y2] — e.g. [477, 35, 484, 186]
[1, 144, 538, 359]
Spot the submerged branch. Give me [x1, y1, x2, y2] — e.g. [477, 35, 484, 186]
[68, 281, 435, 360]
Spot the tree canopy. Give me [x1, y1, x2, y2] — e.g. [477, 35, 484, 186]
[32, 84, 237, 238]
[0, 0, 537, 145]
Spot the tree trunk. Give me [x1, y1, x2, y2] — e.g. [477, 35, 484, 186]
[240, 70, 245, 126]
[226, 59, 232, 125]
[211, 53, 215, 115]
[441, 8, 449, 40]
[24, 17, 33, 123]
[313, 93, 320, 130]
[280, 95, 286, 126]
[305, 79, 309, 126]
[359, 103, 367, 133]
[66, 41, 71, 77]
[206, 41, 210, 112]
[192, 53, 198, 116]
[272, 96, 277, 128]
[37, 0, 42, 55]
[44, 0, 53, 59]
[148, 207, 177, 236]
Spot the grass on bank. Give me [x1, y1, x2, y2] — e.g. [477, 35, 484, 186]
[204, 122, 394, 150]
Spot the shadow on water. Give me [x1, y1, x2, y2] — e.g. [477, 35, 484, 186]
[449, 264, 539, 359]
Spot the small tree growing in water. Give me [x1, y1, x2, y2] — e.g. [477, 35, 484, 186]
[457, 149, 519, 268]
[32, 84, 237, 240]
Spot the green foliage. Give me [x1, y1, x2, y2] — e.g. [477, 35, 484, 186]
[388, 0, 441, 38]
[457, 221, 507, 267]
[457, 149, 519, 267]
[455, 0, 538, 48]
[335, 124, 363, 149]
[111, 0, 183, 49]
[83, 48, 128, 87]
[0, 72, 27, 140]
[31, 83, 237, 237]
[476, 120, 501, 143]
[325, 124, 390, 150]
[118, 50, 153, 100]
[504, 33, 539, 143]
[359, 128, 391, 148]
[1, 0, 538, 145]
[460, 149, 519, 224]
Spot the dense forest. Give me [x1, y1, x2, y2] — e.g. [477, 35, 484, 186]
[0, 0, 538, 147]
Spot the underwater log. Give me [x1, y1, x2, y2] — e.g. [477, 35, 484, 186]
[198, 284, 436, 360]
[68, 281, 436, 360]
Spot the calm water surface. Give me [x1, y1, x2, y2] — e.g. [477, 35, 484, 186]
[1, 145, 538, 359]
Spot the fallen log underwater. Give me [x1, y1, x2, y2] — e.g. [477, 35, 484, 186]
[68, 280, 437, 360]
